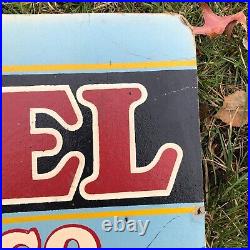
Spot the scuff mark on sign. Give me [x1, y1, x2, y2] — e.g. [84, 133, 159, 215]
[146, 216, 180, 248]
[162, 86, 197, 97]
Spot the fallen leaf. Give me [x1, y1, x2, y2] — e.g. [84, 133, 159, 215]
[224, 20, 237, 38]
[215, 90, 248, 127]
[192, 3, 247, 37]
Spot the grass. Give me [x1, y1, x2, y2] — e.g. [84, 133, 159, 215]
[2, 2, 248, 248]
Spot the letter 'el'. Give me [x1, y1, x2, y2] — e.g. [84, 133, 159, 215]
[3, 83, 183, 204]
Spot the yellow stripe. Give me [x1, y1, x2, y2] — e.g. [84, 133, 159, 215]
[2, 60, 196, 73]
[3, 207, 197, 224]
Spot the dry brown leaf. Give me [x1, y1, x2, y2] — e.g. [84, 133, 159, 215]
[215, 90, 248, 127]
[224, 20, 237, 38]
[192, 3, 247, 37]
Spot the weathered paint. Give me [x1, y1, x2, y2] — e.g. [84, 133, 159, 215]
[2, 14, 205, 248]
[2, 13, 196, 74]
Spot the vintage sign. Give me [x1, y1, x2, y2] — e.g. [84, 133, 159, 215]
[2, 14, 205, 248]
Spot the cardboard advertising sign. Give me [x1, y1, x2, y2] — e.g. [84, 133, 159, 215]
[2, 14, 205, 248]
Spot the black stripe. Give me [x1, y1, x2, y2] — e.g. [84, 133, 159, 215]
[2, 69, 203, 213]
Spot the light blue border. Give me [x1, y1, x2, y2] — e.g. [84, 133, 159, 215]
[3, 203, 205, 248]
[3, 13, 196, 74]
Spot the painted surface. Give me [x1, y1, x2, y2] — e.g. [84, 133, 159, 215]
[3, 203, 205, 248]
[2, 14, 204, 248]
[3, 13, 196, 74]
